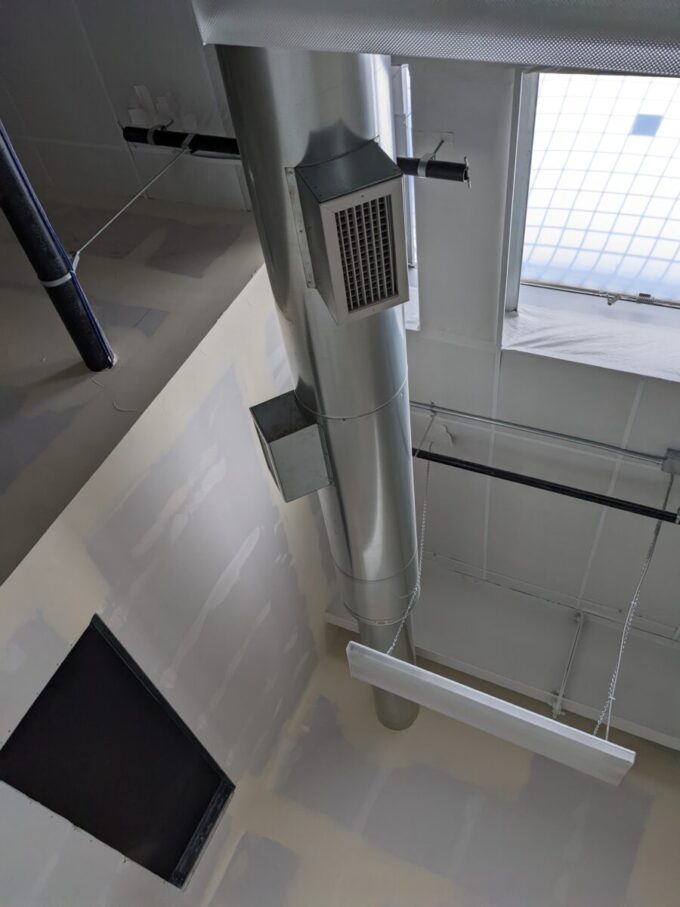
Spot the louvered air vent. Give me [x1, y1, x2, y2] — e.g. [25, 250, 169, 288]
[335, 196, 397, 312]
[294, 141, 409, 324]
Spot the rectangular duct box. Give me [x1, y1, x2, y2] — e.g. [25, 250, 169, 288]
[295, 141, 409, 324]
[251, 391, 331, 502]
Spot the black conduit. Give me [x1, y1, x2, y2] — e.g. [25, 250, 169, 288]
[397, 156, 469, 183]
[122, 126, 240, 157]
[0, 121, 114, 371]
[122, 127, 470, 183]
[413, 448, 680, 525]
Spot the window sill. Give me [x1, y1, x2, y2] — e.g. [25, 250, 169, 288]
[503, 284, 680, 383]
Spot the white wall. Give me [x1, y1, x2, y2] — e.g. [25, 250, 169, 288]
[0, 0, 245, 209]
[0, 268, 336, 905]
[198, 630, 680, 907]
[399, 57, 680, 745]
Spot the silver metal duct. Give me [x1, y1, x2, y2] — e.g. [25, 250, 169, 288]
[218, 46, 419, 729]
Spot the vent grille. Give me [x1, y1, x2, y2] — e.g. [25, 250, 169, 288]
[335, 196, 398, 311]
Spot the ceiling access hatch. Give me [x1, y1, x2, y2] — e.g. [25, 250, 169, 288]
[0, 615, 233, 887]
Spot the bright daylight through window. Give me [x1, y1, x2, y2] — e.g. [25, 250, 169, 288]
[505, 73, 680, 381]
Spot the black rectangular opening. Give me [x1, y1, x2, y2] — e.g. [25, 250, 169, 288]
[0, 615, 233, 887]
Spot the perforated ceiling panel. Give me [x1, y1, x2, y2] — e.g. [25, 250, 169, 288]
[192, 0, 680, 77]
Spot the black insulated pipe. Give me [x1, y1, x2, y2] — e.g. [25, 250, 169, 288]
[397, 156, 470, 183]
[0, 121, 114, 372]
[413, 448, 680, 525]
[122, 126, 240, 157]
[122, 127, 470, 184]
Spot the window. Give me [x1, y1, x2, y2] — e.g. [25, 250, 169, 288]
[392, 63, 420, 331]
[524, 73, 680, 301]
[504, 73, 680, 381]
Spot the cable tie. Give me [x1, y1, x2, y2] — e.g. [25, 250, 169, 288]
[40, 271, 74, 288]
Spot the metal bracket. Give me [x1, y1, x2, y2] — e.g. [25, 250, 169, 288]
[552, 611, 584, 719]
[284, 166, 316, 288]
[662, 448, 680, 475]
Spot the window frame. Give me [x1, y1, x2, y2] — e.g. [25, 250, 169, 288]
[391, 62, 421, 331]
[501, 71, 539, 315]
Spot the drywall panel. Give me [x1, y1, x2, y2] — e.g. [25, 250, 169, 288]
[0, 1, 121, 146]
[327, 552, 680, 747]
[413, 434, 489, 570]
[1, 0, 245, 208]
[406, 330, 498, 415]
[580, 462, 680, 628]
[2, 136, 51, 189]
[485, 435, 616, 598]
[209, 832, 299, 906]
[407, 59, 515, 345]
[74, 0, 224, 135]
[497, 350, 641, 446]
[132, 148, 244, 211]
[34, 141, 140, 197]
[201, 634, 680, 907]
[415, 559, 576, 698]
[0, 83, 26, 136]
[625, 375, 680, 454]
[0, 266, 334, 904]
[568, 619, 680, 743]
[0, 195, 261, 583]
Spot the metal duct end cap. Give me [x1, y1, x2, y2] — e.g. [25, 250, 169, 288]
[295, 141, 410, 325]
[250, 391, 331, 502]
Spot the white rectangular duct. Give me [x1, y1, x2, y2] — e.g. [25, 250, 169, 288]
[347, 642, 636, 785]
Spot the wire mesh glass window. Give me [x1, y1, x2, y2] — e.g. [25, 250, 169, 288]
[522, 73, 680, 303]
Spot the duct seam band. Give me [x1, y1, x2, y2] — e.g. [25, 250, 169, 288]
[297, 375, 408, 422]
[342, 603, 412, 627]
[332, 546, 419, 586]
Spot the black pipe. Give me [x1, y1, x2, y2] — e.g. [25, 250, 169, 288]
[0, 121, 114, 371]
[413, 448, 679, 525]
[397, 156, 469, 183]
[122, 127, 470, 184]
[122, 126, 239, 157]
